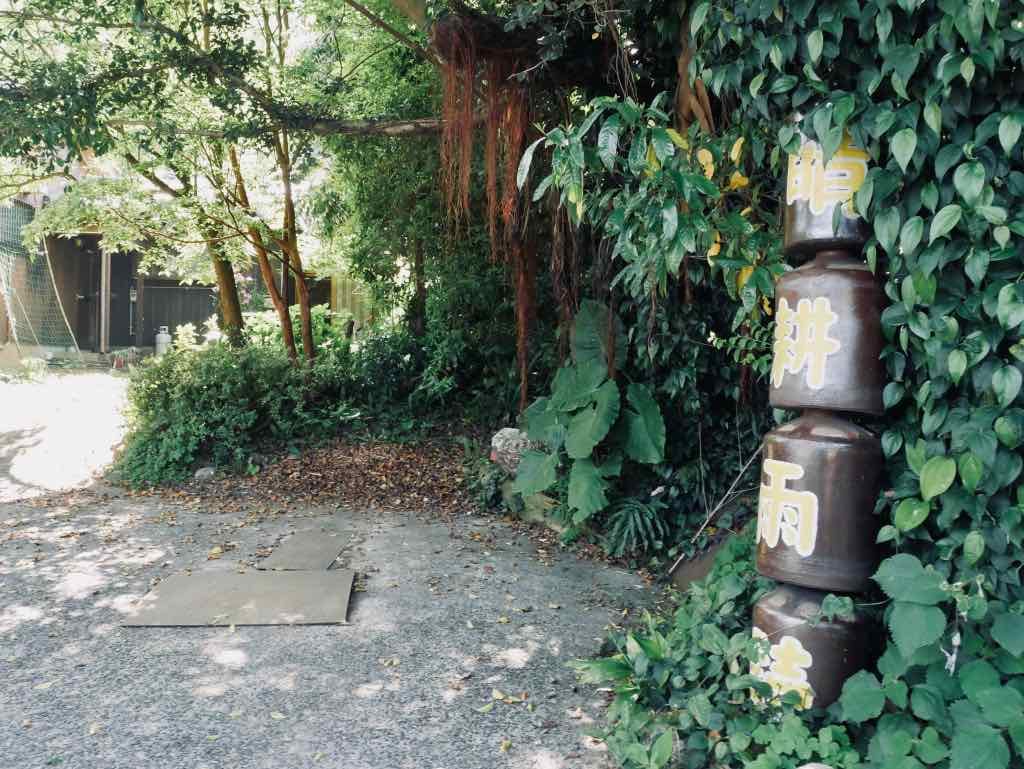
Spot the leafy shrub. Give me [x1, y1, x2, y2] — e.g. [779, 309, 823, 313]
[514, 301, 668, 532]
[244, 303, 351, 352]
[117, 341, 354, 485]
[577, 532, 868, 769]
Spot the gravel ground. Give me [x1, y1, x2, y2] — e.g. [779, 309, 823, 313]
[0, 488, 651, 769]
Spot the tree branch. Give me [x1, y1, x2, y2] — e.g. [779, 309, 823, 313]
[339, 0, 437, 64]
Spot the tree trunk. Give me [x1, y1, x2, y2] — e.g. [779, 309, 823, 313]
[211, 246, 244, 346]
[409, 238, 427, 337]
[290, 259, 316, 362]
[228, 145, 298, 362]
[274, 130, 315, 364]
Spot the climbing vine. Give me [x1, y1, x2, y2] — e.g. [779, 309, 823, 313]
[521, 0, 1024, 767]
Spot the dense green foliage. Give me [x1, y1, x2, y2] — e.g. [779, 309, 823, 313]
[512, 300, 668, 546]
[118, 311, 521, 485]
[549, 0, 1024, 766]
[513, 93, 777, 561]
[118, 341, 351, 484]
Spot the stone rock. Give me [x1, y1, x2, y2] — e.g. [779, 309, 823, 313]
[194, 466, 217, 481]
[490, 428, 532, 475]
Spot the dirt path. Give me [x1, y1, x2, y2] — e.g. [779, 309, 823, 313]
[0, 372, 128, 503]
[0, 489, 648, 769]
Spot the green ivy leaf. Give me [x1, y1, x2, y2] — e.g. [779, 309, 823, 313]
[650, 731, 674, 769]
[807, 29, 823, 64]
[977, 686, 1024, 727]
[924, 103, 942, 136]
[999, 114, 1021, 155]
[953, 162, 986, 205]
[749, 72, 766, 97]
[889, 601, 946, 658]
[997, 284, 1024, 330]
[900, 216, 924, 255]
[875, 206, 901, 253]
[960, 57, 976, 86]
[992, 365, 1022, 408]
[839, 670, 885, 724]
[929, 205, 963, 243]
[959, 453, 983, 493]
[949, 349, 968, 385]
[690, 1, 710, 35]
[894, 497, 931, 531]
[991, 613, 1024, 657]
[892, 128, 917, 172]
[965, 250, 990, 285]
[961, 660, 1001, 702]
[906, 439, 928, 475]
[920, 456, 956, 500]
[963, 530, 985, 565]
[916, 726, 950, 764]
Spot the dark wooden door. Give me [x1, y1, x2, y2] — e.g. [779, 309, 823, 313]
[75, 243, 100, 351]
[108, 253, 134, 348]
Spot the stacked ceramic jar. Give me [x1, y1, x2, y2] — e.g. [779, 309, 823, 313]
[750, 132, 886, 709]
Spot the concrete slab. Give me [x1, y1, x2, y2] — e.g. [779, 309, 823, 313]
[258, 530, 350, 571]
[122, 571, 354, 627]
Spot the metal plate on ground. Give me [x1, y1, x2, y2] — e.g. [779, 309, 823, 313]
[258, 530, 350, 571]
[122, 571, 355, 627]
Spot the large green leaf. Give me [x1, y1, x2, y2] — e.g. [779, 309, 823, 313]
[950, 724, 1009, 769]
[894, 497, 930, 531]
[992, 365, 1022, 408]
[929, 204, 962, 243]
[568, 457, 610, 522]
[953, 162, 986, 205]
[512, 450, 558, 496]
[874, 554, 946, 604]
[516, 137, 545, 191]
[597, 115, 621, 171]
[549, 360, 607, 411]
[565, 380, 620, 459]
[622, 383, 665, 464]
[991, 613, 1024, 657]
[889, 601, 946, 658]
[840, 671, 886, 724]
[892, 128, 917, 172]
[572, 299, 627, 372]
[920, 456, 957, 500]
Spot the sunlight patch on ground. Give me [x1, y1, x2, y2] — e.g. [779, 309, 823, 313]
[0, 372, 127, 502]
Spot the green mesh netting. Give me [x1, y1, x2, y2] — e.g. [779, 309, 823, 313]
[0, 202, 80, 357]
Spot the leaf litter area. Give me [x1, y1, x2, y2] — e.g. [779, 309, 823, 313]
[165, 436, 478, 518]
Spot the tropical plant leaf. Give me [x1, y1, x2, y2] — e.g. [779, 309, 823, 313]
[565, 379, 620, 459]
[623, 383, 665, 464]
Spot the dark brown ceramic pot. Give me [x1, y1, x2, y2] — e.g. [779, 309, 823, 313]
[752, 584, 876, 709]
[784, 133, 870, 259]
[755, 412, 883, 593]
[769, 250, 886, 416]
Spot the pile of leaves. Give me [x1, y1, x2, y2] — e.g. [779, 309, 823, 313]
[176, 436, 476, 518]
